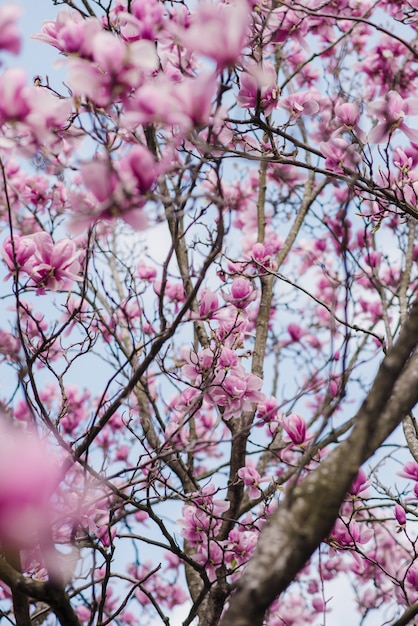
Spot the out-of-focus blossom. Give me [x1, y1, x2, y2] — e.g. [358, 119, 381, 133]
[174, 0, 250, 68]
[398, 461, 418, 481]
[0, 421, 58, 547]
[0, 68, 31, 123]
[0, 4, 21, 55]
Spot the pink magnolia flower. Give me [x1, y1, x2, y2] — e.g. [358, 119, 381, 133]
[0, 4, 21, 55]
[334, 100, 365, 141]
[222, 277, 258, 309]
[287, 323, 303, 342]
[67, 34, 158, 108]
[279, 90, 320, 119]
[2, 233, 36, 276]
[136, 260, 157, 282]
[394, 503, 407, 527]
[81, 158, 118, 199]
[181, 347, 215, 381]
[126, 68, 215, 133]
[172, 73, 218, 129]
[91, 30, 127, 75]
[175, 0, 250, 68]
[209, 364, 265, 420]
[406, 564, 418, 591]
[75, 157, 150, 231]
[348, 468, 370, 496]
[179, 505, 220, 544]
[67, 59, 112, 108]
[193, 541, 224, 581]
[282, 413, 308, 445]
[199, 289, 219, 318]
[330, 518, 373, 548]
[225, 526, 257, 567]
[0, 68, 31, 123]
[398, 461, 418, 481]
[238, 462, 270, 499]
[368, 90, 418, 143]
[33, 8, 100, 56]
[257, 396, 279, 423]
[117, 0, 165, 42]
[0, 330, 20, 361]
[29, 232, 82, 292]
[0, 421, 58, 547]
[266, 6, 308, 49]
[120, 144, 158, 195]
[237, 61, 279, 115]
[320, 136, 361, 173]
[25, 88, 73, 149]
[335, 101, 360, 129]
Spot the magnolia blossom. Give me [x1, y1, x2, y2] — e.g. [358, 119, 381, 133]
[179, 505, 220, 544]
[222, 277, 258, 309]
[175, 0, 250, 68]
[406, 564, 418, 591]
[335, 101, 360, 129]
[348, 468, 370, 496]
[2, 233, 36, 276]
[368, 90, 418, 143]
[116, 0, 165, 42]
[32, 7, 95, 55]
[394, 503, 407, 527]
[75, 149, 158, 231]
[237, 61, 279, 115]
[209, 364, 265, 420]
[2, 232, 82, 292]
[0, 421, 58, 547]
[199, 289, 219, 318]
[330, 518, 373, 548]
[238, 462, 270, 499]
[279, 90, 320, 119]
[0, 67, 31, 123]
[398, 461, 418, 481]
[0, 4, 21, 55]
[320, 136, 361, 173]
[282, 413, 309, 445]
[29, 232, 82, 291]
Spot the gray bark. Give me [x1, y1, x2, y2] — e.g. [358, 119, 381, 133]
[220, 298, 418, 626]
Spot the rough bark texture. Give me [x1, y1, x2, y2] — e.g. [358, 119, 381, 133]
[220, 299, 418, 626]
[0, 557, 82, 626]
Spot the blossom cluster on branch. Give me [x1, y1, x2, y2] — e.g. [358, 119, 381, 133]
[2, 1, 418, 626]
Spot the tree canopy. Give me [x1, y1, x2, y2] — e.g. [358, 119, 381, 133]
[1, 1, 418, 625]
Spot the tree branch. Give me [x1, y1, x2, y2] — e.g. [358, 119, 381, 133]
[220, 297, 418, 626]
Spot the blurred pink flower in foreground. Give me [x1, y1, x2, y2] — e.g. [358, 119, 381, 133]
[0, 420, 58, 547]
[174, 0, 250, 68]
[0, 4, 21, 55]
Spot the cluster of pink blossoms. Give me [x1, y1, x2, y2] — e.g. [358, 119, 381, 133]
[2, 232, 81, 292]
[2, 0, 418, 624]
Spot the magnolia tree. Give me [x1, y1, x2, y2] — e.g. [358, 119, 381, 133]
[3, 0, 418, 625]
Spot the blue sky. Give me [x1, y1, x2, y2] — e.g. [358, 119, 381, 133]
[14, 1, 61, 75]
